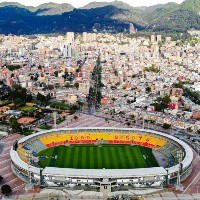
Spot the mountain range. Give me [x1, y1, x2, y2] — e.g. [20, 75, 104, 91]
[0, 0, 200, 35]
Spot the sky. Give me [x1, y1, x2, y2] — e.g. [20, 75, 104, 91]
[0, 0, 185, 8]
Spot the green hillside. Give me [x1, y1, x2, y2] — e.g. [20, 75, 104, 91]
[181, 0, 200, 13]
[0, 0, 200, 34]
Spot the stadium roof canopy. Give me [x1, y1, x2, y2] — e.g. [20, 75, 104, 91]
[42, 167, 167, 178]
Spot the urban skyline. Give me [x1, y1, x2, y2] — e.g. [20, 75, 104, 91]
[0, 31, 199, 199]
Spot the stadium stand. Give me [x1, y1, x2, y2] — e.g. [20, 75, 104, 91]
[35, 131, 168, 149]
[17, 129, 183, 170]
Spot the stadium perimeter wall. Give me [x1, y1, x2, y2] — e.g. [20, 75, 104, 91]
[10, 128, 193, 193]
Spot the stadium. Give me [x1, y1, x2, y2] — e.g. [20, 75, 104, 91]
[10, 127, 193, 195]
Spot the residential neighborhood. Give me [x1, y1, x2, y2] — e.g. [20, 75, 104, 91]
[0, 32, 199, 137]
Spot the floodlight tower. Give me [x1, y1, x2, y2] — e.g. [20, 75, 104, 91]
[176, 150, 183, 190]
[142, 116, 145, 129]
[25, 150, 33, 191]
[53, 112, 57, 129]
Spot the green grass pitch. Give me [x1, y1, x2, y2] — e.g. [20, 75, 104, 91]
[36, 144, 159, 169]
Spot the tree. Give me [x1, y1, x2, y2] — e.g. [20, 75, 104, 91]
[10, 118, 21, 132]
[9, 84, 28, 102]
[0, 175, 3, 183]
[162, 95, 171, 105]
[111, 98, 115, 102]
[14, 98, 24, 108]
[63, 71, 69, 79]
[45, 84, 54, 90]
[111, 85, 117, 90]
[37, 93, 48, 105]
[127, 100, 131, 104]
[163, 123, 171, 129]
[144, 66, 160, 73]
[74, 82, 79, 90]
[8, 85, 32, 104]
[146, 87, 151, 93]
[172, 81, 183, 88]
[26, 94, 32, 102]
[6, 65, 20, 71]
[119, 111, 125, 115]
[54, 71, 58, 77]
[126, 122, 131, 127]
[77, 100, 84, 110]
[153, 95, 171, 112]
[1, 184, 12, 196]
[74, 116, 78, 120]
[132, 74, 137, 78]
[156, 97, 163, 102]
[54, 83, 60, 89]
[46, 94, 51, 102]
[69, 104, 79, 114]
[152, 103, 163, 112]
[96, 91, 102, 106]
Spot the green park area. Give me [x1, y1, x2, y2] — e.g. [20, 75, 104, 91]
[20, 106, 37, 113]
[38, 125, 52, 130]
